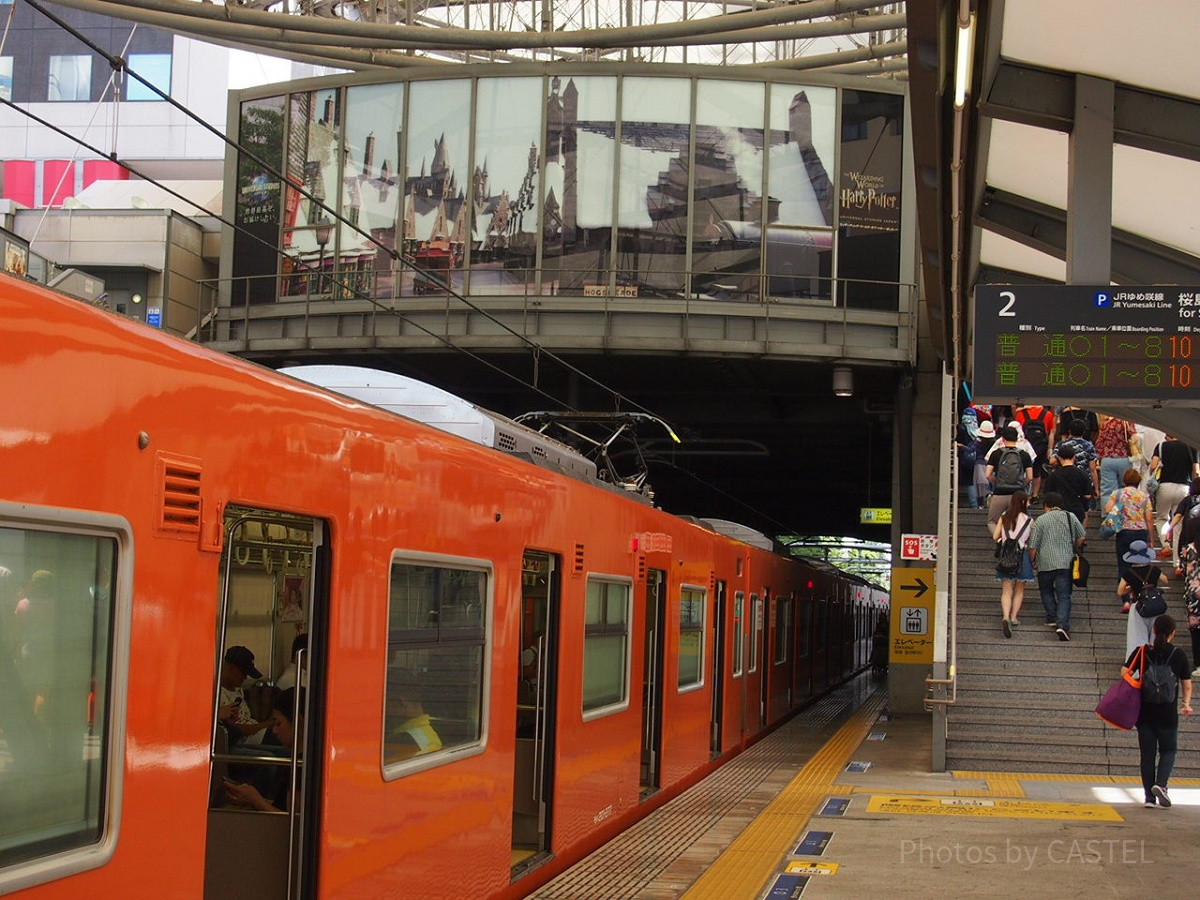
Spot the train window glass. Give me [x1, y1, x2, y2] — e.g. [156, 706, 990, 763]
[582, 577, 631, 717]
[748, 594, 761, 673]
[732, 592, 744, 677]
[0, 525, 119, 877]
[774, 596, 792, 664]
[384, 560, 488, 777]
[677, 586, 706, 691]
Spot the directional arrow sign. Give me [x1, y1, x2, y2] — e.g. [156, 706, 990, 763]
[890, 567, 935, 663]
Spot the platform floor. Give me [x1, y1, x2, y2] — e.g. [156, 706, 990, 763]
[529, 674, 1200, 900]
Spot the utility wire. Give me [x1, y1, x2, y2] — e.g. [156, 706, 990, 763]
[22, 0, 662, 422]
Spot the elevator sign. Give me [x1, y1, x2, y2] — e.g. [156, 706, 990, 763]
[973, 285, 1200, 402]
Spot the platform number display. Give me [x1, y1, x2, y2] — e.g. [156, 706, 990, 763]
[973, 284, 1200, 402]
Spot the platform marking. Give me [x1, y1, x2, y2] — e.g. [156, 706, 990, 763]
[785, 861, 838, 876]
[818, 797, 850, 816]
[867, 731, 886, 741]
[866, 794, 1123, 822]
[793, 830, 833, 856]
[764, 873, 808, 899]
[680, 690, 887, 900]
[845, 760, 872, 773]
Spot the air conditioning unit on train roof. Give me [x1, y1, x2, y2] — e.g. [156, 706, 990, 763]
[279, 365, 598, 482]
[698, 518, 776, 551]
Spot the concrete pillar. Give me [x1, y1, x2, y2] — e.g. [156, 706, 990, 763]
[1066, 75, 1114, 284]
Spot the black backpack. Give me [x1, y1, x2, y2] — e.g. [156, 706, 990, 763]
[994, 447, 1027, 493]
[1022, 409, 1050, 453]
[1129, 567, 1168, 618]
[1143, 648, 1178, 704]
[995, 518, 1031, 576]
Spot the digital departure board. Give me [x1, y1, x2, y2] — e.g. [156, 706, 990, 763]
[973, 285, 1200, 403]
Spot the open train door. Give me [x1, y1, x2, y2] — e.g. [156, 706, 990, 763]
[640, 569, 667, 797]
[512, 550, 560, 874]
[204, 507, 328, 900]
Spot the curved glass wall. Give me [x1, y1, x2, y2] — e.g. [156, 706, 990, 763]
[231, 71, 905, 310]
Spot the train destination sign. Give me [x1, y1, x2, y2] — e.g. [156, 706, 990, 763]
[973, 285, 1200, 403]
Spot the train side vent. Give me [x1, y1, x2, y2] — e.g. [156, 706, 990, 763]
[710, 570, 716, 592]
[155, 453, 202, 540]
[637, 555, 647, 582]
[496, 431, 518, 453]
[573, 542, 586, 576]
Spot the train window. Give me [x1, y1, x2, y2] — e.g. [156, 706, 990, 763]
[582, 577, 631, 718]
[732, 592, 744, 677]
[748, 594, 761, 673]
[774, 596, 792, 664]
[0, 513, 127, 891]
[677, 586, 706, 691]
[383, 559, 489, 778]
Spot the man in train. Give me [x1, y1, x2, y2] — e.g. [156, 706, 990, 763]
[218, 645, 272, 746]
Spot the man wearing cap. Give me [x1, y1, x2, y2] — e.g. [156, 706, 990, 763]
[219, 646, 270, 745]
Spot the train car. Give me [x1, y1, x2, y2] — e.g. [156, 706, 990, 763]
[0, 273, 887, 900]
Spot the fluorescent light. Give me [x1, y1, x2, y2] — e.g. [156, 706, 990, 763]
[953, 14, 976, 109]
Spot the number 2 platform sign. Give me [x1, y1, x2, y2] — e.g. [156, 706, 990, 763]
[973, 285, 1200, 403]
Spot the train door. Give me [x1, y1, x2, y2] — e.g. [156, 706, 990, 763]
[709, 580, 726, 757]
[640, 569, 667, 797]
[204, 507, 327, 900]
[512, 550, 560, 871]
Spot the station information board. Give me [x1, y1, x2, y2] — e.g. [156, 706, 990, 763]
[973, 285, 1200, 402]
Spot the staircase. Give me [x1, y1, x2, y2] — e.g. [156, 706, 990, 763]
[945, 506, 1200, 775]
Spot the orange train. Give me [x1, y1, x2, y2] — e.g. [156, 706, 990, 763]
[0, 273, 887, 899]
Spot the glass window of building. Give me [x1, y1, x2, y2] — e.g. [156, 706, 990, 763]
[383, 559, 488, 776]
[125, 53, 171, 101]
[691, 80, 765, 302]
[541, 75, 616, 297]
[1, 525, 119, 875]
[582, 577, 631, 716]
[404, 79, 471, 297]
[677, 586, 706, 690]
[471, 77, 543, 296]
[766, 84, 837, 302]
[342, 82, 404, 301]
[616, 77, 691, 298]
[48, 55, 91, 102]
[0, 57, 12, 102]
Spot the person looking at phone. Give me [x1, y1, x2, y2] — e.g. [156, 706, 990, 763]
[224, 688, 305, 812]
[218, 645, 271, 745]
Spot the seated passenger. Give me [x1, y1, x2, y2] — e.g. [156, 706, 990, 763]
[387, 691, 442, 760]
[223, 688, 305, 813]
[218, 645, 271, 745]
[276, 633, 308, 691]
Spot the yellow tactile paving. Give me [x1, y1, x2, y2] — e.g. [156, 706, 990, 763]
[679, 692, 887, 900]
[865, 794, 1124, 822]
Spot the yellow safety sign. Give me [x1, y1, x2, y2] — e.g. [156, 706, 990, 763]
[866, 794, 1123, 822]
[890, 567, 936, 664]
[785, 861, 839, 876]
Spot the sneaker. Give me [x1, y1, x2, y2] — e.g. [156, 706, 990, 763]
[1056, 627, 1070, 641]
[1010, 619, 1021, 628]
[1144, 800, 1157, 808]
[1152, 785, 1171, 808]
[1045, 620, 1058, 628]
[1002, 619, 1012, 639]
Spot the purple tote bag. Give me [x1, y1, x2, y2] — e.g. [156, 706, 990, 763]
[1095, 646, 1144, 730]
